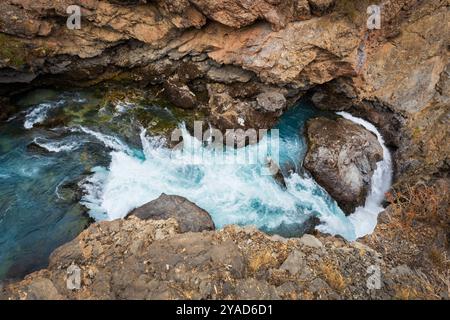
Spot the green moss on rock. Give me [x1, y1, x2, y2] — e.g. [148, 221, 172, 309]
[0, 33, 28, 68]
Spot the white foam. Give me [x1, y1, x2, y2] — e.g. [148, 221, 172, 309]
[114, 101, 134, 115]
[74, 126, 133, 154]
[24, 101, 64, 129]
[336, 111, 393, 239]
[33, 137, 80, 153]
[81, 125, 356, 239]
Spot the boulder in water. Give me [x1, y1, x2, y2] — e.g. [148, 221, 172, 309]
[304, 117, 383, 214]
[128, 193, 215, 233]
[265, 158, 287, 190]
[26, 142, 50, 155]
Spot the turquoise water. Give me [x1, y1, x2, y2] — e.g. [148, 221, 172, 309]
[0, 89, 355, 281]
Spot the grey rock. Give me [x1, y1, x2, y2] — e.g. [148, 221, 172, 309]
[308, 277, 331, 293]
[280, 250, 306, 275]
[299, 234, 323, 248]
[128, 193, 215, 233]
[27, 279, 63, 300]
[256, 91, 287, 113]
[207, 65, 253, 83]
[234, 279, 280, 300]
[389, 264, 413, 277]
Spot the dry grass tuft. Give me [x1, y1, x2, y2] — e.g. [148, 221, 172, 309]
[394, 286, 419, 300]
[248, 250, 277, 273]
[320, 263, 347, 293]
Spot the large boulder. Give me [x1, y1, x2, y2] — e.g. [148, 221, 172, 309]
[304, 117, 383, 214]
[128, 193, 215, 233]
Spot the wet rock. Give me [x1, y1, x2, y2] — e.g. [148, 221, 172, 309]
[304, 117, 383, 214]
[128, 193, 215, 233]
[264, 216, 320, 238]
[26, 142, 50, 155]
[163, 78, 197, 109]
[266, 158, 287, 190]
[206, 83, 281, 147]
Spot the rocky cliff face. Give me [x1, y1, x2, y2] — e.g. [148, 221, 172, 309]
[0, 0, 447, 167]
[0, 0, 448, 299]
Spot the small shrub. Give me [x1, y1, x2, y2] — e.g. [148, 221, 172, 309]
[386, 183, 447, 226]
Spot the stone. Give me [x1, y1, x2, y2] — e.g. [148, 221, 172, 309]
[234, 279, 280, 300]
[128, 193, 215, 233]
[266, 158, 287, 190]
[26, 279, 63, 300]
[256, 91, 287, 113]
[308, 0, 335, 16]
[304, 117, 384, 214]
[299, 234, 323, 248]
[280, 250, 306, 275]
[163, 78, 197, 109]
[207, 65, 253, 84]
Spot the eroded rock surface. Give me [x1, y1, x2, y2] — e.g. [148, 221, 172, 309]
[304, 117, 383, 214]
[128, 193, 215, 233]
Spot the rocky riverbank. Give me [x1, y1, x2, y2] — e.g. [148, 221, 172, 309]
[1, 186, 448, 300]
[0, 0, 448, 299]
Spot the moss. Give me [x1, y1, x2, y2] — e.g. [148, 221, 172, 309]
[0, 33, 28, 68]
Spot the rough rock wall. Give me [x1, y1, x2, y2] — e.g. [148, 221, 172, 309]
[0, 1, 447, 168]
[0, 0, 365, 135]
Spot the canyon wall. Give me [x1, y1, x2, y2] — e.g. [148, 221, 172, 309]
[0, 0, 448, 299]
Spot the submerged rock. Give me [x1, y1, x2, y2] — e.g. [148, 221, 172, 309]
[266, 158, 287, 190]
[128, 193, 215, 233]
[26, 142, 50, 155]
[304, 117, 383, 214]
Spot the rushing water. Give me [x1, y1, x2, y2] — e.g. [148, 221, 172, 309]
[337, 112, 393, 238]
[0, 89, 392, 281]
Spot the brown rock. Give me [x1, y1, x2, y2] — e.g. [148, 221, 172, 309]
[304, 117, 383, 214]
[256, 90, 287, 113]
[308, 0, 335, 16]
[163, 78, 198, 109]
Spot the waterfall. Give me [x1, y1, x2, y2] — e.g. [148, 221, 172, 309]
[336, 112, 393, 238]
